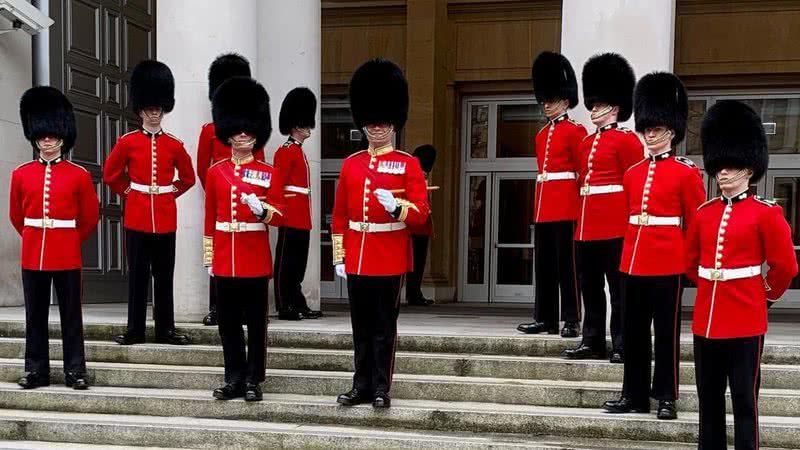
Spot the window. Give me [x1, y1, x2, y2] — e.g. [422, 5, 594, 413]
[464, 97, 545, 164]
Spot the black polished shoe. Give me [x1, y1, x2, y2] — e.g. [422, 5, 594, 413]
[561, 343, 607, 360]
[65, 372, 89, 390]
[602, 397, 650, 414]
[517, 321, 559, 335]
[213, 383, 245, 400]
[278, 309, 304, 321]
[18, 371, 49, 389]
[609, 352, 624, 364]
[113, 333, 145, 346]
[301, 309, 323, 319]
[560, 321, 580, 338]
[155, 329, 191, 345]
[373, 391, 391, 408]
[244, 383, 263, 402]
[202, 307, 218, 326]
[657, 400, 678, 420]
[337, 388, 372, 406]
[406, 297, 434, 306]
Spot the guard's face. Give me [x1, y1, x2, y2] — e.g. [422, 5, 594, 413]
[229, 132, 256, 151]
[542, 99, 568, 119]
[364, 123, 394, 146]
[643, 126, 673, 153]
[294, 127, 312, 140]
[36, 136, 63, 154]
[139, 107, 163, 127]
[590, 103, 618, 126]
[716, 167, 752, 192]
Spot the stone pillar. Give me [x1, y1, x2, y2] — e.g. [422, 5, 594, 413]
[257, 0, 322, 311]
[0, 20, 33, 306]
[157, 0, 258, 321]
[560, 0, 676, 128]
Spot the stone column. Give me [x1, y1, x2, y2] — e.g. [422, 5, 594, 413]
[257, 0, 322, 312]
[157, 0, 258, 321]
[560, 0, 676, 128]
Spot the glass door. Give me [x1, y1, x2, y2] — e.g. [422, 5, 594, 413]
[767, 170, 800, 306]
[320, 175, 347, 299]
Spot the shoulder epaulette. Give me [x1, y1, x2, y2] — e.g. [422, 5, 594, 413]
[617, 126, 633, 133]
[582, 132, 597, 142]
[208, 159, 227, 171]
[120, 130, 138, 139]
[754, 195, 778, 207]
[254, 160, 274, 169]
[396, 150, 413, 157]
[345, 150, 368, 160]
[13, 160, 36, 171]
[697, 198, 717, 210]
[282, 140, 292, 147]
[628, 158, 649, 171]
[674, 156, 696, 168]
[165, 132, 184, 144]
[65, 160, 89, 172]
[202, 122, 213, 129]
[536, 123, 549, 136]
[568, 118, 582, 127]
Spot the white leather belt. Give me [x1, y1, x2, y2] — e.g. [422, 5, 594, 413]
[629, 214, 682, 227]
[349, 221, 406, 233]
[215, 221, 267, 233]
[285, 185, 310, 195]
[24, 218, 76, 229]
[698, 265, 762, 282]
[580, 184, 624, 196]
[537, 172, 576, 182]
[130, 182, 175, 195]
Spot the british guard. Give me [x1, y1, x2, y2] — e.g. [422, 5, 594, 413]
[518, 51, 586, 337]
[11, 87, 99, 389]
[333, 59, 430, 408]
[405, 144, 436, 306]
[104, 60, 196, 346]
[205, 76, 284, 402]
[563, 53, 642, 363]
[274, 87, 320, 320]
[197, 53, 264, 327]
[688, 101, 798, 450]
[602, 72, 706, 420]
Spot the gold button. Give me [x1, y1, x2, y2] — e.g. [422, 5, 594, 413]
[232, 186, 237, 191]
[232, 210, 237, 216]
[231, 202, 237, 207]
[231, 194, 237, 199]
[365, 179, 371, 185]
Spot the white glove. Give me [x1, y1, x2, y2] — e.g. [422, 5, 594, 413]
[373, 188, 398, 213]
[207, 266, 213, 276]
[335, 264, 347, 280]
[240, 192, 264, 217]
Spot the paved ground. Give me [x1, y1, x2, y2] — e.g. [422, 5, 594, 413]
[1, 302, 798, 344]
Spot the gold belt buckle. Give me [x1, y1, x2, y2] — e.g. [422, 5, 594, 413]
[359, 222, 370, 232]
[710, 269, 723, 281]
[229, 222, 241, 232]
[638, 213, 649, 226]
[580, 185, 590, 196]
[42, 218, 54, 229]
[539, 172, 548, 182]
[149, 185, 159, 194]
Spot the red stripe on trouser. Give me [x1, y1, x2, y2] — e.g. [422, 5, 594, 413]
[387, 275, 404, 387]
[672, 276, 682, 399]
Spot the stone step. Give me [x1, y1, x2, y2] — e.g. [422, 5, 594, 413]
[0, 442, 181, 449]
[2, 321, 799, 364]
[0, 359, 799, 417]
[2, 338, 799, 390]
[0, 389, 795, 449]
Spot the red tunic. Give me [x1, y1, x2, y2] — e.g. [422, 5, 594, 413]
[204, 156, 285, 278]
[407, 175, 434, 237]
[331, 147, 430, 276]
[620, 152, 706, 276]
[686, 193, 798, 339]
[9, 157, 100, 270]
[533, 114, 587, 223]
[575, 123, 644, 241]
[103, 129, 196, 234]
[273, 138, 312, 231]
[196, 122, 265, 189]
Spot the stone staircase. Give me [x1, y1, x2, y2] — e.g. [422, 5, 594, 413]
[0, 320, 797, 449]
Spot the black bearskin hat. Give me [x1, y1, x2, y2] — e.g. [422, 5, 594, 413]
[212, 77, 271, 150]
[702, 100, 768, 182]
[279, 87, 317, 135]
[582, 53, 636, 121]
[19, 86, 77, 152]
[634, 72, 688, 145]
[531, 51, 578, 108]
[208, 53, 251, 101]
[349, 58, 409, 131]
[413, 144, 437, 173]
[130, 60, 175, 114]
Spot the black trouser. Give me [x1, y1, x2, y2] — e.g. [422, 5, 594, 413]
[274, 227, 310, 313]
[347, 274, 403, 394]
[576, 238, 624, 352]
[621, 274, 683, 402]
[695, 335, 764, 450]
[406, 235, 429, 302]
[22, 269, 86, 374]
[533, 221, 581, 324]
[124, 229, 176, 338]
[208, 275, 217, 311]
[215, 276, 269, 384]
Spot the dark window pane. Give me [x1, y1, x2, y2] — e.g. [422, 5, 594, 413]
[470, 105, 489, 158]
[321, 107, 362, 159]
[496, 248, 533, 285]
[738, 98, 800, 154]
[686, 100, 706, 156]
[321, 245, 334, 282]
[467, 176, 487, 284]
[497, 178, 535, 244]
[496, 104, 545, 158]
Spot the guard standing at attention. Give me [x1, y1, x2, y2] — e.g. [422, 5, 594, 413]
[332, 59, 430, 409]
[205, 76, 285, 402]
[602, 72, 706, 420]
[197, 53, 264, 326]
[562, 53, 642, 363]
[688, 100, 798, 450]
[518, 51, 586, 338]
[104, 60, 196, 346]
[274, 87, 320, 320]
[11, 86, 100, 390]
